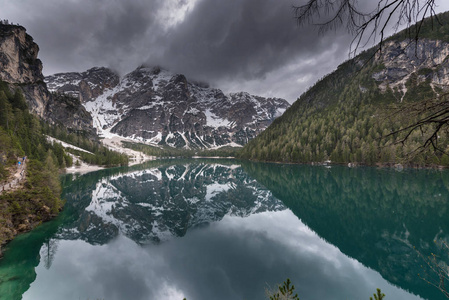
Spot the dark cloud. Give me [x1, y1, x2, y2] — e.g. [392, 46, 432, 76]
[1, 0, 164, 75]
[1, 0, 449, 102]
[155, 0, 345, 79]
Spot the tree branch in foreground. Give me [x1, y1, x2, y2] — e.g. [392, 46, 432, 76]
[293, 0, 438, 56]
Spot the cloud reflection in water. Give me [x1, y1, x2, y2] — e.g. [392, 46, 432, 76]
[24, 210, 423, 300]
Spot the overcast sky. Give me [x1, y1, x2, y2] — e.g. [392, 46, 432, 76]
[2, 0, 449, 103]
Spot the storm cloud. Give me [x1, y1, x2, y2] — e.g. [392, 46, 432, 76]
[1, 0, 449, 102]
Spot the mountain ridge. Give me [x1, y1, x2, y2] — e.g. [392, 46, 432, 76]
[45, 65, 290, 149]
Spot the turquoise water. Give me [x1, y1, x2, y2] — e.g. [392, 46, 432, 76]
[0, 159, 448, 300]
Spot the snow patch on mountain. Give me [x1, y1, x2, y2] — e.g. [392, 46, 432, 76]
[83, 81, 131, 131]
[205, 109, 230, 128]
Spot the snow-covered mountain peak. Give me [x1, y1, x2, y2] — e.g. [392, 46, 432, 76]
[45, 66, 290, 148]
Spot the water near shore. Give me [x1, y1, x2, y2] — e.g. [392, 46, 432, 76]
[1, 160, 448, 300]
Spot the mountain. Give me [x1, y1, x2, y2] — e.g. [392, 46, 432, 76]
[45, 66, 290, 149]
[238, 11, 449, 166]
[58, 162, 285, 245]
[0, 23, 95, 136]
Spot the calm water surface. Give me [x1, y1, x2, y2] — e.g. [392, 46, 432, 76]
[1, 159, 449, 300]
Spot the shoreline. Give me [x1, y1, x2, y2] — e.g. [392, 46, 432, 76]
[2, 156, 446, 257]
[64, 135, 157, 175]
[240, 158, 448, 171]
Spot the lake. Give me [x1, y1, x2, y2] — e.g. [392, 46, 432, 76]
[0, 159, 449, 300]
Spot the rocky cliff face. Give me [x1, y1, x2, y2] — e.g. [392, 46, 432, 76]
[46, 67, 120, 103]
[0, 23, 48, 117]
[45, 93, 97, 136]
[0, 24, 43, 83]
[368, 38, 449, 99]
[46, 66, 290, 148]
[0, 23, 94, 135]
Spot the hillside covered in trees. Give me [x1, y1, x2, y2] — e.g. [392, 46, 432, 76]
[0, 78, 129, 251]
[238, 12, 449, 167]
[0, 80, 68, 249]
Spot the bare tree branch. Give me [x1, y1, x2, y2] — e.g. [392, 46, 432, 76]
[293, 0, 439, 56]
[382, 91, 449, 155]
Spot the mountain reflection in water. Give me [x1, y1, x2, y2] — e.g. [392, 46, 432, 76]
[58, 162, 285, 245]
[0, 160, 447, 300]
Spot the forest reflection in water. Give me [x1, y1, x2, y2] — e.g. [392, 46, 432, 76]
[242, 162, 449, 300]
[0, 159, 448, 300]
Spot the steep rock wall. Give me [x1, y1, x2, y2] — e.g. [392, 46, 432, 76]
[0, 23, 95, 136]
